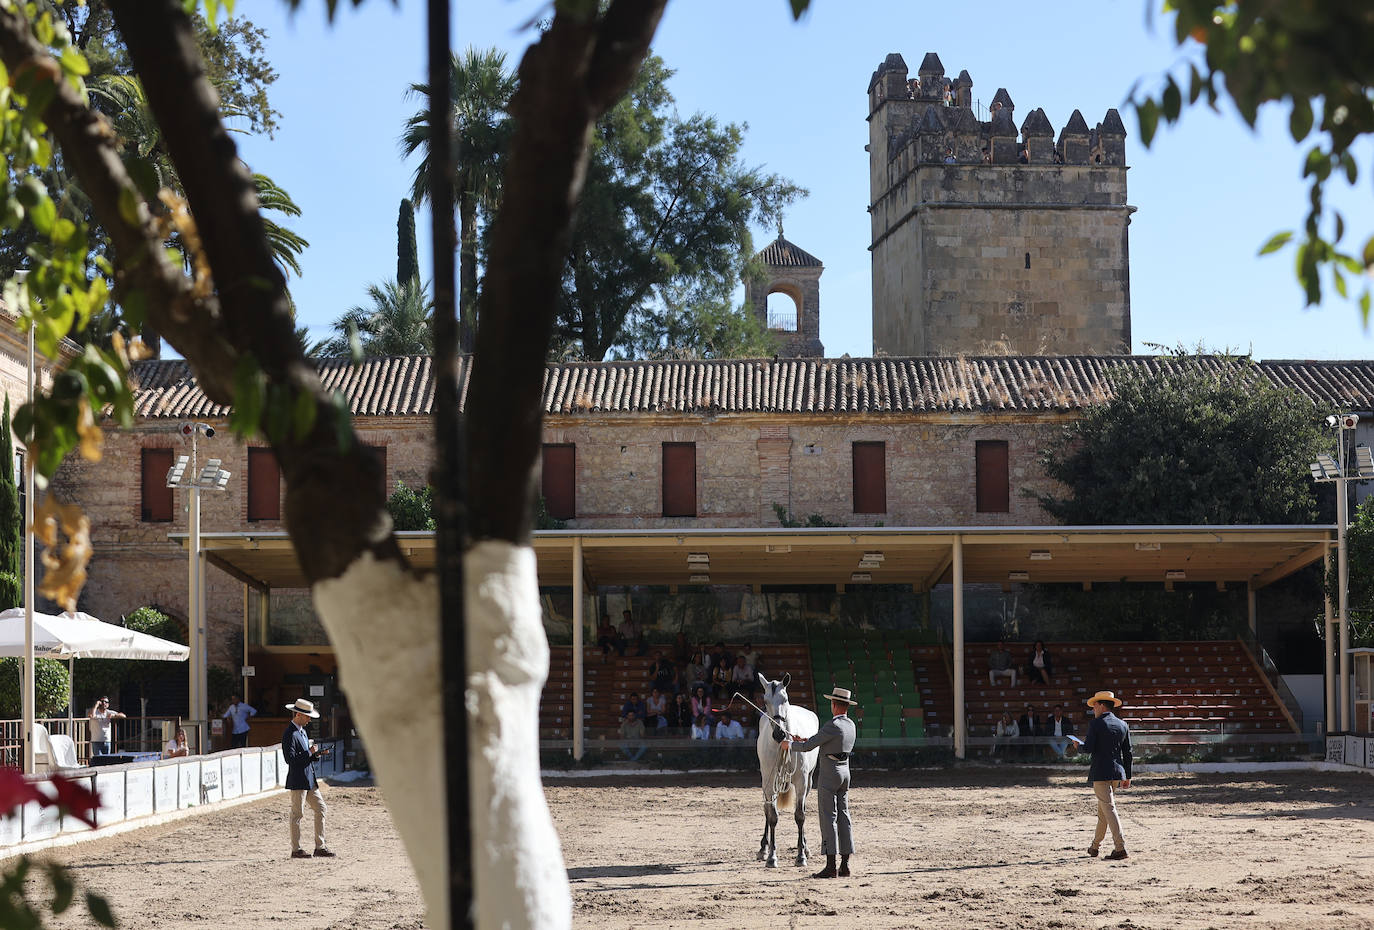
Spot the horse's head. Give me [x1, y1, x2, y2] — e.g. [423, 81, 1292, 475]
[758, 672, 792, 719]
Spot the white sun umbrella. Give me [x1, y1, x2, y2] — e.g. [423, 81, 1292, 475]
[0, 608, 189, 741]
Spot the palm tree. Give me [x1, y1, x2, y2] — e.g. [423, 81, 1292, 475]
[400, 47, 515, 353]
[318, 279, 434, 357]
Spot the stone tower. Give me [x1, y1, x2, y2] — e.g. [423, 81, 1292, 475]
[867, 52, 1134, 357]
[747, 234, 825, 357]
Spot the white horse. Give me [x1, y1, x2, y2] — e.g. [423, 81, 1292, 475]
[754, 672, 819, 868]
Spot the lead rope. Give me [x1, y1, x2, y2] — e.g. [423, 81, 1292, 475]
[769, 713, 798, 800]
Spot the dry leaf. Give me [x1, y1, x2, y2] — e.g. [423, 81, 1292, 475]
[76, 397, 102, 462]
[33, 495, 92, 612]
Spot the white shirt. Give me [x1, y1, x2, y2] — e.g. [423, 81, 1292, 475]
[163, 738, 189, 759]
[690, 723, 711, 740]
[88, 709, 114, 742]
[715, 720, 745, 739]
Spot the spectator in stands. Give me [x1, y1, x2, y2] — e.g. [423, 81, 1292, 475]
[715, 711, 745, 739]
[741, 642, 762, 674]
[987, 641, 1017, 688]
[710, 641, 734, 672]
[1026, 640, 1054, 686]
[162, 726, 190, 759]
[993, 711, 1019, 758]
[618, 711, 647, 761]
[690, 714, 712, 740]
[648, 651, 676, 694]
[620, 610, 646, 657]
[645, 688, 669, 730]
[1047, 705, 1075, 759]
[684, 651, 708, 693]
[619, 692, 647, 724]
[711, 654, 734, 701]
[730, 655, 756, 699]
[668, 692, 692, 731]
[671, 632, 692, 665]
[1018, 705, 1043, 759]
[597, 614, 623, 660]
[691, 686, 715, 723]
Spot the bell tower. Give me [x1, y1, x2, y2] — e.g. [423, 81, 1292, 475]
[747, 233, 825, 358]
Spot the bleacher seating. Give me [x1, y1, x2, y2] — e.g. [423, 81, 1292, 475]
[809, 630, 930, 739]
[540, 643, 815, 738]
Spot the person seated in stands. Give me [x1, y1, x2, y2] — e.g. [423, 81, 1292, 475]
[711, 654, 734, 700]
[648, 651, 676, 694]
[691, 685, 715, 724]
[620, 609, 646, 657]
[993, 711, 1019, 758]
[987, 641, 1017, 687]
[730, 655, 756, 700]
[741, 642, 762, 673]
[683, 650, 708, 694]
[618, 711, 647, 761]
[596, 614, 623, 660]
[690, 714, 712, 740]
[645, 687, 669, 730]
[710, 641, 734, 673]
[620, 692, 647, 725]
[671, 632, 692, 665]
[1046, 704, 1075, 759]
[668, 692, 692, 732]
[714, 711, 745, 740]
[1018, 704, 1043, 758]
[1026, 640, 1053, 686]
[162, 726, 191, 759]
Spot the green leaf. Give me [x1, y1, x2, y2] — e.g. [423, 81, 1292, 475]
[789, 0, 810, 18]
[85, 891, 116, 928]
[1334, 269, 1348, 298]
[1258, 231, 1292, 256]
[228, 355, 266, 438]
[292, 388, 317, 440]
[1360, 291, 1371, 326]
[1362, 235, 1374, 270]
[58, 46, 89, 78]
[46, 862, 73, 913]
[1136, 98, 1160, 147]
[117, 187, 142, 227]
[1289, 98, 1313, 142]
[1161, 79, 1181, 122]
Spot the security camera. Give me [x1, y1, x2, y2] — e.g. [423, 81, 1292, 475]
[202, 426, 215, 438]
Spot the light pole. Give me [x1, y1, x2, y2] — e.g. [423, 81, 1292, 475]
[165, 423, 230, 731]
[1309, 413, 1373, 733]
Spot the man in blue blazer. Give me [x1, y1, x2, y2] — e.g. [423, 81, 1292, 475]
[1079, 690, 1132, 860]
[283, 698, 334, 858]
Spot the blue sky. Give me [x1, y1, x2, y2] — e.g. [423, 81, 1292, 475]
[233, 0, 1374, 361]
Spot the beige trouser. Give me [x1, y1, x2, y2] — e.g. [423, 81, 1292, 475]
[1091, 780, 1124, 852]
[290, 787, 327, 852]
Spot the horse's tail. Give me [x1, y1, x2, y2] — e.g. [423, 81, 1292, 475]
[777, 782, 796, 813]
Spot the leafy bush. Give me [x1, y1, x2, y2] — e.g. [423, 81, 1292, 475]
[387, 481, 435, 531]
[0, 657, 71, 718]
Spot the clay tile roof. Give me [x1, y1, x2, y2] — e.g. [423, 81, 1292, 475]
[755, 235, 823, 269]
[127, 355, 1374, 420]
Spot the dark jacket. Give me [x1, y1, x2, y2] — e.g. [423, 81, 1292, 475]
[282, 722, 321, 790]
[1083, 711, 1132, 782]
[1018, 712, 1042, 738]
[1047, 713, 1075, 739]
[1026, 646, 1054, 677]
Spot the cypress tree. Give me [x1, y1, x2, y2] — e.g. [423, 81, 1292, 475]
[397, 198, 419, 286]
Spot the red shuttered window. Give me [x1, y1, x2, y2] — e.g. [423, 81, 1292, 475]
[247, 448, 281, 522]
[976, 440, 1010, 513]
[662, 443, 697, 517]
[542, 444, 576, 520]
[852, 442, 886, 514]
[141, 448, 174, 523]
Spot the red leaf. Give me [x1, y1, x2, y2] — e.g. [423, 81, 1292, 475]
[47, 777, 100, 829]
[0, 767, 44, 814]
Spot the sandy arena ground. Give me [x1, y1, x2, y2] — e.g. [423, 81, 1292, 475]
[21, 767, 1374, 929]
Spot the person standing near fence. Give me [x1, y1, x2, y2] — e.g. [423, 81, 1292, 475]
[87, 696, 125, 756]
[222, 694, 258, 749]
[283, 698, 334, 859]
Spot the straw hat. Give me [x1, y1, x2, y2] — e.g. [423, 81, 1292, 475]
[822, 687, 858, 706]
[1085, 690, 1122, 708]
[286, 698, 321, 718]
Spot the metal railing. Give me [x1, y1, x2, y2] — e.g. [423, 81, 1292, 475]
[0, 716, 206, 767]
[1236, 631, 1306, 733]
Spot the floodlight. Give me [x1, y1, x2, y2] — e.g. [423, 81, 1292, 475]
[1311, 453, 1341, 480]
[213, 468, 231, 490]
[1007, 571, 1030, 581]
[1029, 550, 1052, 561]
[1356, 445, 1374, 479]
[197, 458, 223, 486]
[165, 454, 189, 488]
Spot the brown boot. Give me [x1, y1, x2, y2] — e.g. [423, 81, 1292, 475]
[812, 855, 837, 879]
[837, 855, 850, 877]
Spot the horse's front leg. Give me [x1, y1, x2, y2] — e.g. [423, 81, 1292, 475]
[793, 780, 809, 867]
[757, 800, 772, 861]
[762, 800, 779, 867]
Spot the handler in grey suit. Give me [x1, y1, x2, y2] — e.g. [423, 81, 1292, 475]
[787, 687, 858, 879]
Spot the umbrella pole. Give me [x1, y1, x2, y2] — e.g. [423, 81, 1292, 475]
[67, 658, 74, 743]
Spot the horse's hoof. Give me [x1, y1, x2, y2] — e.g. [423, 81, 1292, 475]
[765, 859, 778, 869]
[796, 858, 807, 867]
[756, 849, 766, 861]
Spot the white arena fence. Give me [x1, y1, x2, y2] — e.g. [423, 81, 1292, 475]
[0, 738, 345, 850]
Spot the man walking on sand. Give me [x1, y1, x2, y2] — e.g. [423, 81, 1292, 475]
[283, 698, 335, 859]
[1077, 690, 1133, 861]
[785, 687, 858, 879]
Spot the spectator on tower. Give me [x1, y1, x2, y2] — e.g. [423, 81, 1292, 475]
[1026, 640, 1054, 686]
[987, 641, 1017, 687]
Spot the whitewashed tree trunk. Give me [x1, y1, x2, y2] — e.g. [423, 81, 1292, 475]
[314, 540, 571, 930]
